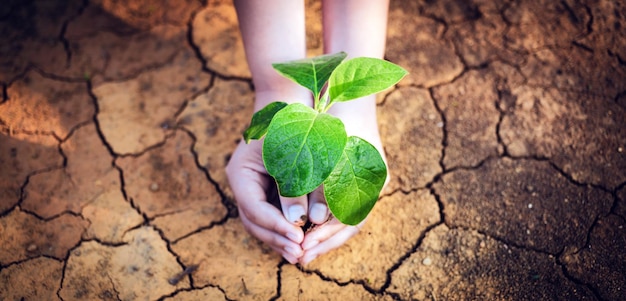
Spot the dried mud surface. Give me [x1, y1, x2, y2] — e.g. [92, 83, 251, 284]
[1, 0, 624, 300]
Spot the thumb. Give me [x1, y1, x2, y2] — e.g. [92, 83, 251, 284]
[308, 186, 329, 224]
[279, 193, 309, 227]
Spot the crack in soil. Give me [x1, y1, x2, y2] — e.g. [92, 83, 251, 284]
[112, 161, 150, 225]
[608, 49, 626, 66]
[546, 159, 615, 192]
[609, 187, 622, 219]
[170, 78, 215, 123]
[168, 215, 231, 245]
[150, 226, 193, 289]
[104, 273, 123, 301]
[186, 7, 252, 83]
[8, 162, 64, 215]
[149, 128, 236, 243]
[157, 283, 233, 301]
[495, 87, 511, 157]
[180, 127, 238, 218]
[18, 206, 86, 224]
[0, 129, 66, 217]
[556, 249, 607, 301]
[612, 182, 626, 218]
[571, 40, 594, 53]
[1, 82, 7, 103]
[0, 254, 62, 271]
[268, 260, 286, 301]
[86, 76, 151, 226]
[57, 0, 88, 69]
[428, 87, 448, 173]
[55, 251, 71, 301]
[30, 65, 90, 84]
[502, 151, 616, 193]
[378, 221, 445, 294]
[298, 265, 394, 299]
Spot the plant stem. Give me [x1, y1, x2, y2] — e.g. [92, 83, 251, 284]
[314, 93, 322, 112]
[318, 90, 332, 113]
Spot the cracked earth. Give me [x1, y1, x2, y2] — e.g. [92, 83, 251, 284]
[1, 0, 625, 300]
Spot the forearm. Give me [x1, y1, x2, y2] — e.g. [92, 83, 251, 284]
[234, 0, 312, 110]
[322, 0, 389, 139]
[322, 0, 389, 59]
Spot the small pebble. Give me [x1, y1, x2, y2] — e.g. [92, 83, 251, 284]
[422, 257, 432, 266]
[149, 182, 159, 192]
[528, 203, 533, 209]
[26, 243, 37, 252]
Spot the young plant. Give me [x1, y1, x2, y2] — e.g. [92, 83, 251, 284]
[243, 52, 407, 225]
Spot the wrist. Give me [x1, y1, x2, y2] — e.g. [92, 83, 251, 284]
[253, 74, 313, 111]
[327, 95, 378, 128]
[326, 95, 382, 150]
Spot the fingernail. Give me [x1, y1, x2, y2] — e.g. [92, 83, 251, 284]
[286, 232, 300, 243]
[283, 253, 298, 264]
[302, 253, 318, 266]
[309, 203, 328, 223]
[302, 239, 319, 250]
[284, 245, 301, 257]
[287, 205, 306, 225]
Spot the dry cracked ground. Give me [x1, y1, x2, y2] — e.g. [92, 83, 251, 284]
[1, 0, 625, 300]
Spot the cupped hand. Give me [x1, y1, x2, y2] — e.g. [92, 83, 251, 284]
[299, 95, 388, 266]
[227, 94, 386, 265]
[225, 139, 308, 264]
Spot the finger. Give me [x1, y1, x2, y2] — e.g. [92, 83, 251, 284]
[279, 194, 309, 226]
[301, 218, 349, 250]
[239, 209, 303, 262]
[299, 225, 361, 265]
[308, 186, 329, 224]
[227, 168, 304, 243]
[235, 190, 305, 243]
[265, 240, 302, 264]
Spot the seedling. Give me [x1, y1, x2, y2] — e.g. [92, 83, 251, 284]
[244, 52, 407, 225]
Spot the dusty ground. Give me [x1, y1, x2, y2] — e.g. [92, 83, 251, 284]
[1, 0, 625, 300]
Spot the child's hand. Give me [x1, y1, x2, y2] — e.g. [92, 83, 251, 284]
[225, 139, 306, 264]
[299, 95, 387, 265]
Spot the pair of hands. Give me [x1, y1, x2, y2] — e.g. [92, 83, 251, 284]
[225, 99, 384, 265]
[225, 139, 363, 265]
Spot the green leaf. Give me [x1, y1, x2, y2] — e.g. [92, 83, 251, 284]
[243, 101, 288, 143]
[263, 103, 347, 197]
[324, 136, 387, 225]
[328, 57, 408, 103]
[272, 52, 348, 99]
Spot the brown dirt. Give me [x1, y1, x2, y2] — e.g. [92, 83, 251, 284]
[1, 0, 625, 300]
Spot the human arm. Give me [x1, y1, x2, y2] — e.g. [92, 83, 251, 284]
[227, 0, 311, 263]
[299, 0, 390, 265]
